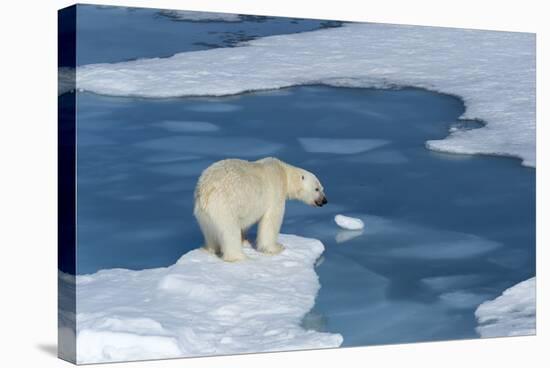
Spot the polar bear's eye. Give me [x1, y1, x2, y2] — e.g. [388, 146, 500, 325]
[301, 175, 304, 180]
[315, 188, 319, 192]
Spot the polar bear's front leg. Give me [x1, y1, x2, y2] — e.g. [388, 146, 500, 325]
[257, 204, 285, 255]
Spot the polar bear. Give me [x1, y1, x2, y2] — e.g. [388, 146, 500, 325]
[193, 157, 327, 262]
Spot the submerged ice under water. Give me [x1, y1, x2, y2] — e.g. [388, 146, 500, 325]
[74, 85, 535, 346]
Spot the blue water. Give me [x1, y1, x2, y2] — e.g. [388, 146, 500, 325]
[76, 86, 535, 346]
[76, 5, 339, 65]
[71, 5, 535, 348]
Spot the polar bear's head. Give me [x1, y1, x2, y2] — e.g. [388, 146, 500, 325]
[289, 168, 327, 207]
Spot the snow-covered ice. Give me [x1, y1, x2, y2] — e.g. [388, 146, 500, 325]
[334, 214, 365, 230]
[158, 10, 242, 22]
[475, 277, 536, 338]
[76, 23, 535, 166]
[69, 234, 342, 364]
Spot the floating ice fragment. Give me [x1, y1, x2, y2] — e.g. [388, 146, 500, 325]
[334, 214, 364, 230]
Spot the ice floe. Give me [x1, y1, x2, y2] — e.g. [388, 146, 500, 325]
[334, 214, 365, 230]
[69, 234, 342, 364]
[77, 23, 535, 166]
[475, 277, 536, 338]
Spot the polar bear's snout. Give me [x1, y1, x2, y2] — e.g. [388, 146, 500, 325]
[315, 195, 328, 207]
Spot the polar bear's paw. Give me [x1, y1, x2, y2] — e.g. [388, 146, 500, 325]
[242, 239, 252, 248]
[259, 243, 285, 255]
[222, 251, 248, 262]
[202, 245, 217, 255]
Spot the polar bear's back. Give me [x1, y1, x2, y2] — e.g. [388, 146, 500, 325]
[194, 159, 266, 215]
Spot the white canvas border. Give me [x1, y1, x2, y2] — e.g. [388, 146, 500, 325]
[0, 0, 547, 367]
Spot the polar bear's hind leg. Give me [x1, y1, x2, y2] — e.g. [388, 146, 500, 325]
[220, 225, 247, 262]
[195, 210, 220, 255]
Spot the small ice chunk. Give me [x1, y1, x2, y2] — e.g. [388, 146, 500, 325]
[334, 214, 364, 230]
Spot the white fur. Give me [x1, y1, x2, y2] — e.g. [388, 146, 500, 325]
[193, 157, 326, 262]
